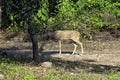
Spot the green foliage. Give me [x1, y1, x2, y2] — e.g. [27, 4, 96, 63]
[75, 0, 120, 29]
[6, 22, 21, 33]
[33, 0, 49, 26]
[56, 0, 76, 21]
[2, 0, 120, 32]
[56, 0, 78, 30]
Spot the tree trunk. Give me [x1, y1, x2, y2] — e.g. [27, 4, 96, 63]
[0, 0, 1, 28]
[30, 34, 39, 62]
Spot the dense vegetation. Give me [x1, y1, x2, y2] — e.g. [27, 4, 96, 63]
[2, 0, 120, 31]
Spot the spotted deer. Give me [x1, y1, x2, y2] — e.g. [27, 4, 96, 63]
[47, 30, 84, 55]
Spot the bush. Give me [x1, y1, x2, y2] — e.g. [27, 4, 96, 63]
[2, 0, 120, 32]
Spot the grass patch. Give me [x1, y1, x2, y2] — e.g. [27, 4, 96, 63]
[0, 58, 35, 80]
[0, 57, 120, 80]
[42, 68, 119, 80]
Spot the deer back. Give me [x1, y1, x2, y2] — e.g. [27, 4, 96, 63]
[54, 30, 80, 40]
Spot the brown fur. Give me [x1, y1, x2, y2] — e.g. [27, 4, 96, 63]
[48, 30, 84, 54]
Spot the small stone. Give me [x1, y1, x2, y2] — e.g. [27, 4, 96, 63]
[41, 61, 52, 68]
[89, 67, 93, 70]
[100, 66, 105, 69]
[6, 41, 10, 43]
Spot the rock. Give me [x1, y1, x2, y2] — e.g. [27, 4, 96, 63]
[41, 61, 52, 68]
[0, 74, 5, 80]
[100, 66, 105, 69]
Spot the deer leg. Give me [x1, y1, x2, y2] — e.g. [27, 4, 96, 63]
[78, 41, 84, 54]
[72, 43, 77, 55]
[73, 40, 84, 54]
[58, 40, 62, 54]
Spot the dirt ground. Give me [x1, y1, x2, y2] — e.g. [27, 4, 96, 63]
[0, 31, 120, 68]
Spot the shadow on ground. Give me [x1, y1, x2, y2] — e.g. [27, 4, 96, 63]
[0, 47, 120, 75]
